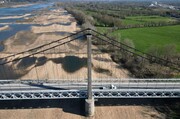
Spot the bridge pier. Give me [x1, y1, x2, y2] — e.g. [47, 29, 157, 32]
[85, 98, 95, 116]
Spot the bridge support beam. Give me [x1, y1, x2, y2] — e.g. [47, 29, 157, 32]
[85, 30, 95, 117]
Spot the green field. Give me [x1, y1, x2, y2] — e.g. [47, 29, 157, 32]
[112, 25, 180, 52]
[97, 25, 180, 53]
[122, 16, 177, 25]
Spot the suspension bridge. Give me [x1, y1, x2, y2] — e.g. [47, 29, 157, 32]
[0, 28, 179, 116]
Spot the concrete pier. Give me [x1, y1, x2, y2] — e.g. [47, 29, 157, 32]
[85, 98, 95, 117]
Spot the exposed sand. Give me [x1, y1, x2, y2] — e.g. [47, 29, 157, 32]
[2, 31, 65, 52]
[2, 8, 80, 52]
[0, 14, 31, 20]
[0, 44, 129, 80]
[0, 106, 164, 119]
[32, 8, 75, 25]
[0, 25, 10, 31]
[31, 23, 78, 34]
[10, 4, 34, 8]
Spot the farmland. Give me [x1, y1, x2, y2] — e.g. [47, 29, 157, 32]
[68, 1, 180, 54]
[112, 25, 180, 52]
[97, 25, 180, 52]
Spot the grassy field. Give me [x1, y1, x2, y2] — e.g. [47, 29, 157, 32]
[112, 25, 180, 52]
[97, 25, 180, 53]
[122, 16, 177, 25]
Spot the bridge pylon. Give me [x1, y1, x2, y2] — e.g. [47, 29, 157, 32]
[85, 29, 95, 117]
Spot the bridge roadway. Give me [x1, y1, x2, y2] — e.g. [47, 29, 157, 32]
[0, 79, 180, 100]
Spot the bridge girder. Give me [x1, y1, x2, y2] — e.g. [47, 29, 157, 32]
[0, 89, 180, 100]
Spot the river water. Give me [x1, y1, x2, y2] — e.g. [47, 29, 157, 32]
[0, 2, 54, 51]
[0, 3, 53, 17]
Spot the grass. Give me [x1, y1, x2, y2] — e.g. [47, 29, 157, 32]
[122, 15, 177, 25]
[111, 25, 180, 52]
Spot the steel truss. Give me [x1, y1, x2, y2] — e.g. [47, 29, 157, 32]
[0, 89, 180, 100]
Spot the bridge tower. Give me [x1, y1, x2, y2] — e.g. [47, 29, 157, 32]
[85, 29, 95, 117]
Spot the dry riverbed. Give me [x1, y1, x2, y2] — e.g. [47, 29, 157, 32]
[2, 8, 80, 52]
[0, 7, 129, 80]
[0, 106, 164, 119]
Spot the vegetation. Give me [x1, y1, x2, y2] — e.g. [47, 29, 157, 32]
[73, 1, 180, 29]
[58, 1, 180, 79]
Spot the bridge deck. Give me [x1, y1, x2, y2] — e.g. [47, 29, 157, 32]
[0, 89, 180, 100]
[0, 79, 180, 100]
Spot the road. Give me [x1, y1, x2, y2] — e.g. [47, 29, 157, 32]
[0, 81, 180, 92]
